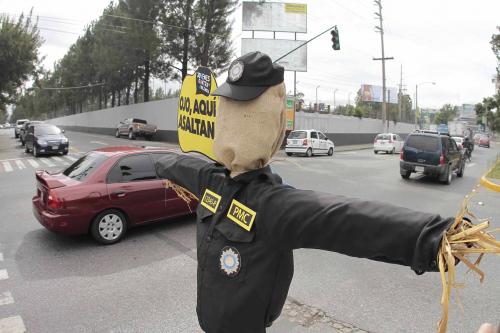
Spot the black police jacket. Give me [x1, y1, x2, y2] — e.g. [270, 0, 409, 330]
[156, 154, 453, 333]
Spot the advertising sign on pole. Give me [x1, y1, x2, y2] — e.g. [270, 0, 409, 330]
[242, 38, 307, 72]
[360, 84, 398, 104]
[242, 2, 307, 33]
[286, 96, 295, 130]
[177, 67, 218, 161]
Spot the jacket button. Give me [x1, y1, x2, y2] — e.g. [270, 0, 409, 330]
[206, 236, 212, 242]
[430, 260, 437, 268]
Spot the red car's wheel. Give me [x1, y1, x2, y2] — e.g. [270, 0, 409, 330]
[91, 209, 128, 245]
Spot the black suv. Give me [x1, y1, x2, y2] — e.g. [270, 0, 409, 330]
[400, 131, 465, 184]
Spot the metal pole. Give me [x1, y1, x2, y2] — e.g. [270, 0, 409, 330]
[316, 85, 320, 111]
[334, 89, 338, 113]
[415, 84, 418, 129]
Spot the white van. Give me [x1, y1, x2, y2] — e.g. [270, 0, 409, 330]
[285, 129, 335, 157]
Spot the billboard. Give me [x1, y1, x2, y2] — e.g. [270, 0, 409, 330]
[242, 2, 307, 33]
[360, 84, 398, 104]
[241, 38, 307, 72]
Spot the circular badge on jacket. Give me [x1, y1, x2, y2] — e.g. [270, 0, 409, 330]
[219, 246, 241, 277]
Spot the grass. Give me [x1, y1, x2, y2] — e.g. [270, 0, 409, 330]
[487, 160, 500, 179]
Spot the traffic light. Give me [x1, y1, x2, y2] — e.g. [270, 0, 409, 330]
[331, 27, 340, 50]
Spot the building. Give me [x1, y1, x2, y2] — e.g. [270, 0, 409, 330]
[457, 104, 476, 125]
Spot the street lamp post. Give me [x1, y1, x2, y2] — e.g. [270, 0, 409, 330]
[315, 85, 320, 112]
[333, 88, 339, 113]
[415, 81, 436, 129]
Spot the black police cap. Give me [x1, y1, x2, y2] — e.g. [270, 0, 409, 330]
[212, 51, 284, 101]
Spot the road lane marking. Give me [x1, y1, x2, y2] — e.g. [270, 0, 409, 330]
[15, 160, 25, 170]
[2, 162, 13, 172]
[90, 141, 108, 146]
[0, 316, 26, 333]
[26, 159, 39, 168]
[0, 269, 8, 280]
[69, 146, 81, 153]
[64, 155, 77, 162]
[39, 158, 55, 167]
[468, 163, 476, 168]
[51, 157, 68, 164]
[0, 292, 14, 306]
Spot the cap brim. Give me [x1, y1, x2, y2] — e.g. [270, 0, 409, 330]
[212, 82, 268, 101]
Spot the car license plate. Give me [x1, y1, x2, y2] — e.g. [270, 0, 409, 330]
[415, 166, 424, 172]
[51, 145, 59, 150]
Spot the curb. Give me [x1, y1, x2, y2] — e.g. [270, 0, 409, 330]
[480, 159, 500, 192]
[480, 175, 500, 192]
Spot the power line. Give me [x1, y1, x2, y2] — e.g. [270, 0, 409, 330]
[41, 83, 105, 90]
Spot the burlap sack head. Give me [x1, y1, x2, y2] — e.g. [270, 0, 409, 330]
[213, 82, 286, 177]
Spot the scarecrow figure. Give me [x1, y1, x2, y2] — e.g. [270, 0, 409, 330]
[156, 52, 498, 333]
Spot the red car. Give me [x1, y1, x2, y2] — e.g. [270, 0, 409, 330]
[478, 135, 490, 148]
[32, 147, 198, 244]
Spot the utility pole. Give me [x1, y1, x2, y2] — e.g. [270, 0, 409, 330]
[373, 0, 393, 132]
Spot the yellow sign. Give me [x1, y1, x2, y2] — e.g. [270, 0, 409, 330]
[200, 189, 221, 213]
[227, 199, 256, 232]
[286, 96, 295, 131]
[285, 3, 307, 14]
[178, 67, 219, 160]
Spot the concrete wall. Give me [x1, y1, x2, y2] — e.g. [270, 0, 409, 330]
[48, 98, 416, 146]
[48, 99, 179, 142]
[294, 112, 415, 145]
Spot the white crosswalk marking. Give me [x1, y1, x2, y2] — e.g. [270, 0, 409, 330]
[0, 292, 14, 306]
[0, 155, 81, 173]
[2, 162, 13, 172]
[26, 159, 39, 168]
[51, 156, 68, 165]
[39, 158, 55, 167]
[15, 160, 26, 170]
[0, 269, 8, 280]
[0, 316, 26, 333]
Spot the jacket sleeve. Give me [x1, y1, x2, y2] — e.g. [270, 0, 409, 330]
[155, 153, 210, 197]
[261, 186, 453, 273]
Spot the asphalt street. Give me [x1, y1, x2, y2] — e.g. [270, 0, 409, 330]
[0, 128, 498, 333]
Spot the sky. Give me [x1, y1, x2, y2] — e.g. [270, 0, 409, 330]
[1, 0, 499, 109]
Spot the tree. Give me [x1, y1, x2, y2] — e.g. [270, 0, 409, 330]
[434, 104, 458, 124]
[491, 26, 500, 89]
[0, 11, 42, 109]
[159, 0, 237, 81]
[192, 0, 237, 72]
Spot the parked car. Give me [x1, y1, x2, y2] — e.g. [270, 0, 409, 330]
[32, 147, 198, 244]
[115, 118, 157, 140]
[285, 129, 334, 157]
[14, 119, 29, 138]
[400, 131, 465, 184]
[451, 136, 464, 150]
[24, 124, 69, 157]
[478, 135, 490, 148]
[373, 133, 404, 154]
[20, 121, 44, 146]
